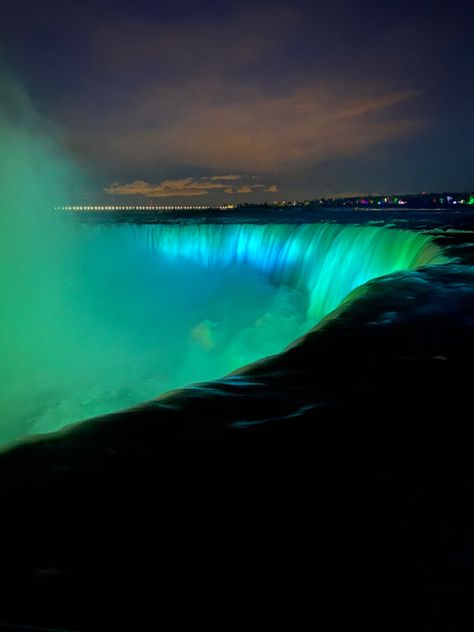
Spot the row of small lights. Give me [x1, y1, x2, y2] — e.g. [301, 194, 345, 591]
[56, 205, 211, 211]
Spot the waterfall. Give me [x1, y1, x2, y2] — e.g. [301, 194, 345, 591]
[134, 222, 443, 322]
[0, 71, 446, 442]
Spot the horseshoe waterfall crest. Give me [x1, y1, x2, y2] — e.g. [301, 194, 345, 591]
[0, 221, 444, 443]
[141, 223, 443, 322]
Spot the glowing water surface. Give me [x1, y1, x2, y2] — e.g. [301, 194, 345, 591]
[0, 219, 444, 442]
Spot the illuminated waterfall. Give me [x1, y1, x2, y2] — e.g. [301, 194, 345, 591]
[137, 223, 443, 323]
[0, 218, 445, 443]
[0, 69, 447, 443]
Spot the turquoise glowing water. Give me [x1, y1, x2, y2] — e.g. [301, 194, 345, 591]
[0, 219, 444, 443]
[143, 223, 442, 322]
[0, 70, 446, 442]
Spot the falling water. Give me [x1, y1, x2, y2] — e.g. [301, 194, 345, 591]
[0, 69, 446, 443]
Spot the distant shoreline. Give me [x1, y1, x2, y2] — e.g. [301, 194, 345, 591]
[60, 207, 474, 229]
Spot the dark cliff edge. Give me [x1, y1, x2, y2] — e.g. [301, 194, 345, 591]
[0, 263, 473, 631]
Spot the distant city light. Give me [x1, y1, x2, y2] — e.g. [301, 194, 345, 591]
[56, 205, 212, 212]
[54, 193, 474, 213]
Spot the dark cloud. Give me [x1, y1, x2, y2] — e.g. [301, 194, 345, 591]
[0, 0, 473, 201]
[63, 78, 425, 178]
[91, 6, 301, 76]
[104, 176, 277, 198]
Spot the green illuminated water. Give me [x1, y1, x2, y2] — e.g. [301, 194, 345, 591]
[0, 216, 444, 442]
[0, 70, 446, 443]
[144, 222, 442, 323]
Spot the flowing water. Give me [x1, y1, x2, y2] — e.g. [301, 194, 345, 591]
[0, 69, 445, 442]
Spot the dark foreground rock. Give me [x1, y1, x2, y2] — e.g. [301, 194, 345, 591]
[0, 264, 473, 631]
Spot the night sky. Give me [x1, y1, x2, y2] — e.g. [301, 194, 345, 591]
[1, 0, 473, 204]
